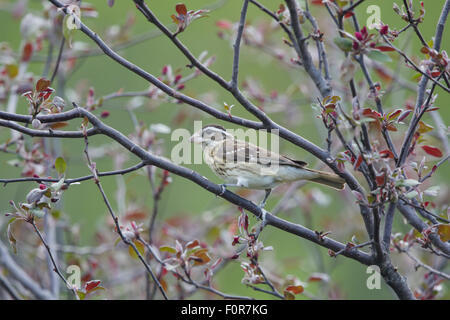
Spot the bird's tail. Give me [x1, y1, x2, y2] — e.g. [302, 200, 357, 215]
[306, 169, 346, 190]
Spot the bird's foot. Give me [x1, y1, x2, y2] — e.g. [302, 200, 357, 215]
[258, 208, 268, 230]
[218, 184, 227, 196]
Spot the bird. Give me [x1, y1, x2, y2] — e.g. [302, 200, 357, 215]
[190, 124, 345, 210]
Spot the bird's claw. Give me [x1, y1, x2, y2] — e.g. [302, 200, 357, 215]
[259, 208, 267, 229]
[218, 184, 227, 196]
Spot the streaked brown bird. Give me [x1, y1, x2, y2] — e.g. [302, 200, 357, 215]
[190, 125, 345, 209]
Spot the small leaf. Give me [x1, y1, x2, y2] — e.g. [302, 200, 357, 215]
[333, 37, 354, 52]
[284, 290, 295, 300]
[21, 42, 33, 62]
[159, 245, 177, 254]
[85, 280, 102, 293]
[405, 190, 418, 199]
[6, 64, 18, 78]
[285, 285, 304, 294]
[7, 223, 17, 254]
[77, 290, 86, 300]
[175, 3, 187, 15]
[375, 46, 395, 52]
[36, 78, 51, 92]
[367, 50, 392, 62]
[387, 109, 402, 121]
[421, 145, 443, 158]
[417, 121, 434, 134]
[437, 224, 450, 242]
[424, 186, 440, 197]
[30, 209, 46, 219]
[396, 179, 421, 187]
[186, 239, 200, 249]
[128, 241, 145, 259]
[55, 157, 67, 175]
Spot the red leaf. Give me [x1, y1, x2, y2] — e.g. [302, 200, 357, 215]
[22, 42, 33, 62]
[385, 123, 397, 131]
[375, 46, 395, 52]
[344, 12, 354, 18]
[387, 109, 402, 121]
[176, 3, 187, 15]
[379, 150, 394, 159]
[421, 145, 443, 157]
[375, 174, 385, 186]
[85, 280, 101, 293]
[397, 110, 412, 122]
[431, 71, 441, 77]
[36, 78, 51, 92]
[362, 108, 381, 119]
[354, 155, 363, 170]
[285, 285, 304, 294]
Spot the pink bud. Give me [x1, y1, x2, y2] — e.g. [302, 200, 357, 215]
[176, 84, 185, 91]
[361, 26, 368, 37]
[380, 25, 389, 35]
[100, 111, 110, 118]
[162, 65, 169, 75]
[174, 74, 182, 84]
[39, 184, 46, 190]
[352, 41, 359, 50]
[354, 32, 363, 41]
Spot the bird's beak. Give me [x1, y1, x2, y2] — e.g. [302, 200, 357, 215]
[189, 132, 202, 144]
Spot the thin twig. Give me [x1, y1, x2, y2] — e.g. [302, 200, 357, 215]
[231, 0, 249, 89]
[30, 219, 79, 299]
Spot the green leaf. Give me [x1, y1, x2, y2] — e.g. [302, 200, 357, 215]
[405, 190, 418, 199]
[367, 50, 392, 62]
[334, 37, 353, 52]
[437, 224, 450, 242]
[159, 245, 177, 254]
[128, 241, 145, 260]
[50, 177, 65, 192]
[77, 290, 86, 300]
[424, 186, 440, 197]
[7, 223, 17, 254]
[30, 209, 46, 219]
[55, 157, 67, 175]
[396, 179, 420, 187]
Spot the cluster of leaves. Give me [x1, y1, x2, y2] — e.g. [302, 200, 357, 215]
[5, 157, 69, 254]
[171, 4, 209, 36]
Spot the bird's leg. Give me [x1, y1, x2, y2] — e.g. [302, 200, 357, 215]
[218, 183, 238, 196]
[259, 189, 272, 209]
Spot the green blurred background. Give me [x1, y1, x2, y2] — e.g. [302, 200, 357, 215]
[0, 0, 448, 299]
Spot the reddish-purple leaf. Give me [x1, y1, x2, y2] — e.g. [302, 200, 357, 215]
[175, 3, 187, 15]
[22, 42, 33, 62]
[285, 285, 304, 294]
[85, 280, 101, 293]
[353, 155, 363, 170]
[379, 150, 394, 159]
[421, 145, 443, 157]
[397, 110, 412, 122]
[362, 108, 381, 119]
[36, 78, 51, 92]
[375, 46, 395, 52]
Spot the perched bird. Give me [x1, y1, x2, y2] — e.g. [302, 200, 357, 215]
[190, 125, 345, 209]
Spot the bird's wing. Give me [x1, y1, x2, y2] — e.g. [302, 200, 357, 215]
[217, 139, 307, 167]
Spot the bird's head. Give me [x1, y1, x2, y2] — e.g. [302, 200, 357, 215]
[190, 125, 233, 147]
